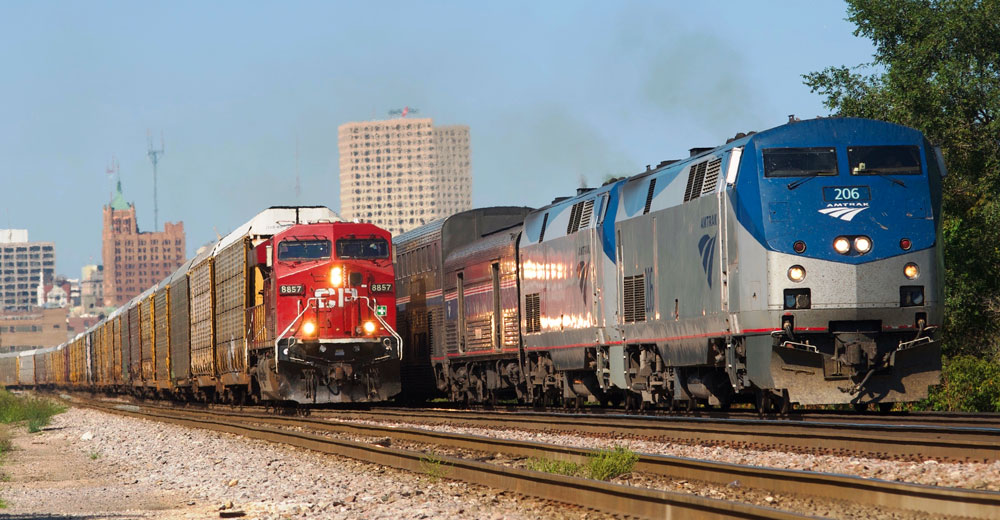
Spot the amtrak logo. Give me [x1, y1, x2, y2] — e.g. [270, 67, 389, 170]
[698, 233, 717, 288]
[819, 203, 869, 221]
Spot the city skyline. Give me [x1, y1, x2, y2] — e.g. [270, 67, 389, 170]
[0, 2, 876, 277]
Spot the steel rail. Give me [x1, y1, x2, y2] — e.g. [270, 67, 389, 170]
[90, 401, 1000, 519]
[77, 399, 810, 520]
[307, 408, 1000, 462]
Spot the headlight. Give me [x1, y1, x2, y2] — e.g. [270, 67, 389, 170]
[904, 263, 919, 280]
[787, 265, 806, 282]
[302, 321, 317, 335]
[833, 237, 851, 254]
[363, 321, 376, 334]
[330, 266, 343, 287]
[854, 236, 872, 254]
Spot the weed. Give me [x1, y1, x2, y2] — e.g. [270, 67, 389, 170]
[586, 446, 639, 481]
[419, 452, 448, 482]
[0, 389, 66, 432]
[0, 472, 10, 482]
[0, 497, 6, 509]
[526, 457, 582, 477]
[89, 451, 100, 460]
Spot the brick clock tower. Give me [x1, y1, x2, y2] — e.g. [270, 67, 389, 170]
[101, 181, 186, 307]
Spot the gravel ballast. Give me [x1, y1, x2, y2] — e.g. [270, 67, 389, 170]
[2, 407, 613, 519]
[330, 417, 1000, 491]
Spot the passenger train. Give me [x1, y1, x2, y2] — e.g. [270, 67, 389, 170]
[395, 117, 944, 411]
[0, 207, 401, 405]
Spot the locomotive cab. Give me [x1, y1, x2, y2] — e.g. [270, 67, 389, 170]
[253, 222, 401, 403]
[740, 118, 944, 407]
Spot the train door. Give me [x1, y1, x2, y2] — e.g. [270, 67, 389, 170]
[491, 262, 501, 352]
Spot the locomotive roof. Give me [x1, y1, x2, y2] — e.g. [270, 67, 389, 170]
[216, 206, 341, 252]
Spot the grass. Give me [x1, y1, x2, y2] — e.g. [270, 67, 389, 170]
[419, 452, 449, 482]
[0, 426, 9, 509]
[89, 451, 100, 460]
[526, 457, 582, 476]
[0, 388, 66, 433]
[527, 446, 639, 481]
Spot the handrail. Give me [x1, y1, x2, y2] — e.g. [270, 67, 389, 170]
[273, 297, 319, 371]
[358, 295, 403, 362]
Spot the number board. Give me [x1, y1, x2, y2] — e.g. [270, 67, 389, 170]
[822, 186, 871, 202]
[370, 283, 393, 293]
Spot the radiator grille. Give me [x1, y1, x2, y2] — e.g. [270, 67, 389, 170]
[701, 158, 722, 195]
[684, 161, 708, 202]
[524, 293, 541, 333]
[623, 274, 646, 323]
[567, 199, 596, 233]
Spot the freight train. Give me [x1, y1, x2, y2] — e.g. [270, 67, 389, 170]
[0, 207, 402, 405]
[395, 117, 944, 411]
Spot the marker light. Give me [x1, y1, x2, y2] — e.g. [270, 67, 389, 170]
[854, 236, 872, 254]
[833, 237, 851, 254]
[793, 241, 807, 254]
[900, 238, 912, 250]
[363, 321, 377, 334]
[302, 321, 317, 335]
[787, 265, 806, 282]
[330, 266, 343, 287]
[904, 263, 920, 280]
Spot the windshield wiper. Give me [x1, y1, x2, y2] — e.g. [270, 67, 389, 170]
[786, 172, 829, 190]
[856, 169, 906, 187]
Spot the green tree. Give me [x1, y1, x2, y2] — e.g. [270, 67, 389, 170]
[804, 0, 1000, 359]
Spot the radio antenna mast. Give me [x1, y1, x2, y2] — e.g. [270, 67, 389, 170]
[147, 130, 165, 230]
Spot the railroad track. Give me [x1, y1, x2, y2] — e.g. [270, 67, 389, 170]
[74, 397, 1000, 519]
[301, 407, 1000, 462]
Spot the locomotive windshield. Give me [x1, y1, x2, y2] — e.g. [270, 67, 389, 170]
[763, 147, 838, 177]
[336, 238, 390, 259]
[849, 146, 922, 175]
[278, 239, 331, 261]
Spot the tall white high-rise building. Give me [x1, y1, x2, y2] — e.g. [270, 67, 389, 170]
[338, 117, 472, 235]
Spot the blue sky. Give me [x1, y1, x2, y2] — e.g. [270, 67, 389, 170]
[0, 1, 875, 276]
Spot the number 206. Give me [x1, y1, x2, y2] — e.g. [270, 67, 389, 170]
[833, 188, 861, 200]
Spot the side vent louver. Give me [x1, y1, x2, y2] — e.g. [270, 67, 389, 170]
[643, 179, 657, 214]
[683, 161, 708, 202]
[700, 158, 722, 196]
[623, 274, 646, 323]
[578, 199, 594, 229]
[538, 213, 549, 242]
[567, 199, 595, 233]
[525, 293, 541, 333]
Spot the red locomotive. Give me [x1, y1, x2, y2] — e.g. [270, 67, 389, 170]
[253, 219, 401, 403]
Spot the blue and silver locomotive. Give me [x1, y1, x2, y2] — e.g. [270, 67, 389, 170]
[396, 117, 943, 410]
